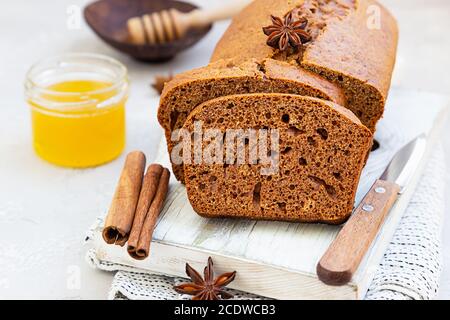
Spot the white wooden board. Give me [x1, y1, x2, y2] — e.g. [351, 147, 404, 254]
[90, 88, 449, 299]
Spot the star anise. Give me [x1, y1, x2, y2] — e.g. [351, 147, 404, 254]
[151, 73, 174, 95]
[262, 10, 311, 52]
[173, 257, 236, 300]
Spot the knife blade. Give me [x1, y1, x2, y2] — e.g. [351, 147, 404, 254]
[317, 134, 427, 286]
[380, 134, 427, 193]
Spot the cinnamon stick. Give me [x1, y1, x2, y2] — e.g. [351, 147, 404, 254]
[102, 151, 146, 246]
[127, 164, 164, 257]
[133, 168, 170, 260]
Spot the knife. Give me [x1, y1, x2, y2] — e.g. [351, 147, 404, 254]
[317, 134, 427, 286]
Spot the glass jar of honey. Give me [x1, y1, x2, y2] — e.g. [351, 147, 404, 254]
[25, 53, 128, 168]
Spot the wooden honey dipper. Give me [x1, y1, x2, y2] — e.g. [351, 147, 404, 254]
[127, 1, 251, 45]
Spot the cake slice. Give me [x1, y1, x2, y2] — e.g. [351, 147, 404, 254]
[182, 93, 372, 224]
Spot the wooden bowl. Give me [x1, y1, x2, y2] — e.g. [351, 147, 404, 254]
[84, 0, 212, 62]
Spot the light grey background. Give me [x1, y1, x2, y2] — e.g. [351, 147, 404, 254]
[0, 0, 449, 299]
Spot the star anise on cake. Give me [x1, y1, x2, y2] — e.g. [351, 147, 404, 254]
[173, 257, 236, 300]
[262, 10, 311, 52]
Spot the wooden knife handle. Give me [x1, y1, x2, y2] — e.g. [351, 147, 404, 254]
[317, 179, 400, 286]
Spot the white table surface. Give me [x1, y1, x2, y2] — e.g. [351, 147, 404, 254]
[0, 0, 449, 299]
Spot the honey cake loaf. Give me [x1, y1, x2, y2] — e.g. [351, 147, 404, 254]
[182, 94, 372, 224]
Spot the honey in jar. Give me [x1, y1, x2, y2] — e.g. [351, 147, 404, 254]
[25, 54, 128, 167]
